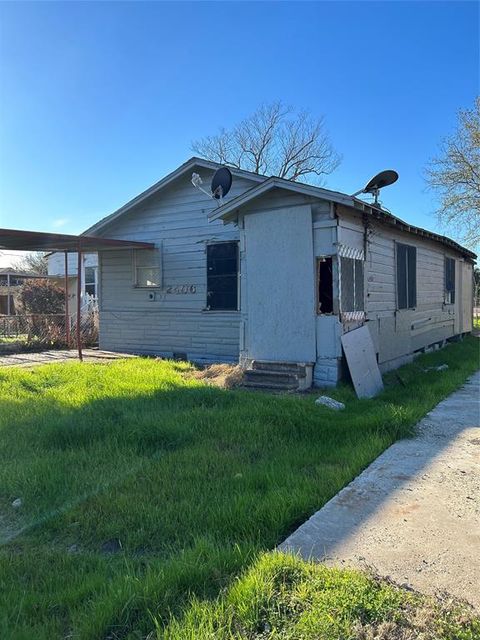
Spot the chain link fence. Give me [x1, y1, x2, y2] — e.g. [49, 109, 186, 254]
[0, 308, 98, 354]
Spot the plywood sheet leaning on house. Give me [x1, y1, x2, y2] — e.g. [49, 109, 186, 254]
[341, 325, 384, 398]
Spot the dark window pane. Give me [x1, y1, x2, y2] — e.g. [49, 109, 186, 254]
[85, 284, 96, 297]
[396, 244, 408, 309]
[407, 246, 416, 308]
[445, 257, 455, 303]
[207, 242, 238, 310]
[317, 257, 333, 314]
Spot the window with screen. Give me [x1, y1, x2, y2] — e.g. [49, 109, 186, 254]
[84, 266, 97, 298]
[134, 249, 162, 288]
[396, 243, 416, 309]
[206, 242, 238, 310]
[445, 257, 455, 304]
[340, 257, 364, 312]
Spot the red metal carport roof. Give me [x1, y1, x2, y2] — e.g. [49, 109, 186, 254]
[0, 228, 154, 252]
[0, 228, 154, 361]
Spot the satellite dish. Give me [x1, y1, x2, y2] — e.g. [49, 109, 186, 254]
[211, 167, 232, 199]
[191, 166, 233, 205]
[352, 169, 398, 205]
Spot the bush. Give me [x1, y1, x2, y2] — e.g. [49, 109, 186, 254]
[20, 279, 65, 314]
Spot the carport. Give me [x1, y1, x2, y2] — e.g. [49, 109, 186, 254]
[0, 228, 154, 360]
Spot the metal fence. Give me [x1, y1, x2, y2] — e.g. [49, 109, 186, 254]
[0, 308, 98, 352]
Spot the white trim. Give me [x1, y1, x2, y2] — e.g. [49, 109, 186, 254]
[208, 177, 356, 223]
[337, 243, 365, 261]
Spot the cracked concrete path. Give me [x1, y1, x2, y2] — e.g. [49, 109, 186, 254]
[280, 370, 480, 608]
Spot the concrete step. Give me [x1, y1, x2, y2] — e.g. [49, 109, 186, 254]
[244, 369, 299, 386]
[251, 360, 307, 377]
[242, 380, 299, 391]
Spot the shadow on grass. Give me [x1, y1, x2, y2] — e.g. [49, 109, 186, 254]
[0, 338, 478, 639]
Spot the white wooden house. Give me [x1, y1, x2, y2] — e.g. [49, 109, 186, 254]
[47, 251, 98, 316]
[83, 157, 475, 388]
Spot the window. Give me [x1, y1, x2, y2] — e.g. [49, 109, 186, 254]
[396, 243, 416, 309]
[206, 242, 238, 310]
[445, 257, 456, 304]
[134, 249, 162, 288]
[84, 266, 97, 298]
[340, 257, 364, 312]
[317, 257, 333, 314]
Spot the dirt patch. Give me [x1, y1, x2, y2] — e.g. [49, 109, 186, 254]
[190, 363, 244, 389]
[351, 592, 479, 640]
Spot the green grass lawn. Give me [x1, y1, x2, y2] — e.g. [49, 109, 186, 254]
[0, 337, 478, 639]
[159, 552, 480, 640]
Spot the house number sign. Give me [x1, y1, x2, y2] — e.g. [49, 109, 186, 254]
[166, 285, 197, 294]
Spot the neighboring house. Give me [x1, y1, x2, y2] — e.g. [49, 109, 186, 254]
[47, 252, 98, 315]
[82, 157, 475, 387]
[0, 270, 44, 315]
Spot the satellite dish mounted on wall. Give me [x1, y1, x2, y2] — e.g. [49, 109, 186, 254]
[352, 170, 399, 206]
[191, 166, 233, 206]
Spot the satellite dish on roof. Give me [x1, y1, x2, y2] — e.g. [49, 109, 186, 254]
[191, 166, 233, 206]
[211, 167, 232, 199]
[352, 170, 398, 206]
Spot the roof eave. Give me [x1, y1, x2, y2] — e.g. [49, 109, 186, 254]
[208, 179, 476, 261]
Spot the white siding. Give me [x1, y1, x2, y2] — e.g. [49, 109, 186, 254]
[337, 206, 474, 372]
[96, 170, 257, 362]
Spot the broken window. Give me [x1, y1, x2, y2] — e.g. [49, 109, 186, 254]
[445, 257, 455, 304]
[340, 257, 364, 312]
[396, 243, 416, 309]
[206, 242, 238, 310]
[317, 257, 333, 314]
[134, 249, 162, 288]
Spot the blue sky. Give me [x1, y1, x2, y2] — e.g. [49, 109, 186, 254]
[0, 1, 478, 265]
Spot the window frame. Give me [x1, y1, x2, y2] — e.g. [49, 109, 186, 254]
[132, 248, 162, 289]
[444, 256, 456, 305]
[205, 240, 239, 312]
[84, 265, 97, 299]
[395, 242, 417, 310]
[339, 256, 365, 314]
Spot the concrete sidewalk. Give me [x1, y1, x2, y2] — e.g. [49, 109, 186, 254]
[280, 371, 480, 608]
[0, 349, 135, 368]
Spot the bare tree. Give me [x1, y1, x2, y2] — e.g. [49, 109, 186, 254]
[14, 252, 48, 276]
[192, 102, 341, 184]
[425, 97, 480, 249]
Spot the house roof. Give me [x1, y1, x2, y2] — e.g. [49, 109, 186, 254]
[80, 156, 475, 261]
[82, 156, 266, 236]
[209, 176, 477, 261]
[0, 269, 45, 278]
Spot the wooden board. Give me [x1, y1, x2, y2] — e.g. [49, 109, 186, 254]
[341, 325, 384, 399]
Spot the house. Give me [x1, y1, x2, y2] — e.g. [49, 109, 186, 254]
[83, 157, 475, 388]
[0, 270, 45, 315]
[47, 251, 98, 315]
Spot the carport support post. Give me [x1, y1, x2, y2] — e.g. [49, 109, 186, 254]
[76, 244, 83, 361]
[64, 251, 70, 347]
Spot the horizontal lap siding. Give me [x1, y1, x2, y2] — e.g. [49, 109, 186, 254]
[97, 172, 255, 361]
[337, 208, 471, 370]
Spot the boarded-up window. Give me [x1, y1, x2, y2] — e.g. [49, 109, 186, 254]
[206, 242, 238, 310]
[134, 249, 162, 287]
[340, 257, 364, 312]
[445, 257, 456, 304]
[317, 257, 333, 314]
[396, 243, 416, 309]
